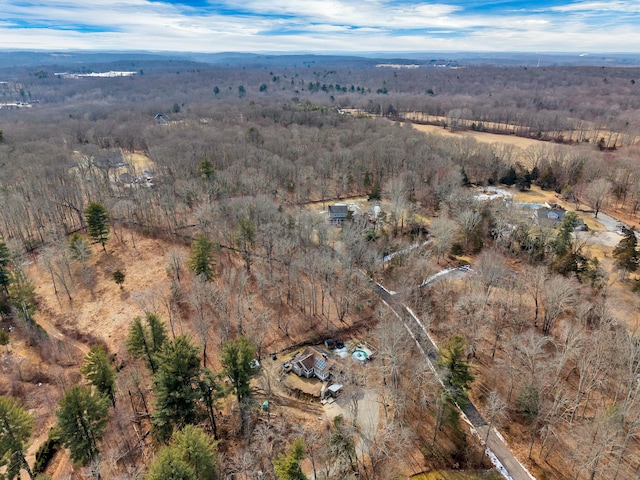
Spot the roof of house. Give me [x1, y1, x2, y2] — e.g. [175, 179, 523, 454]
[537, 207, 566, 221]
[296, 352, 316, 372]
[314, 357, 329, 374]
[328, 204, 348, 216]
[294, 347, 333, 374]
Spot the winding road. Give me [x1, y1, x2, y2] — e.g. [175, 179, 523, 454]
[371, 278, 535, 480]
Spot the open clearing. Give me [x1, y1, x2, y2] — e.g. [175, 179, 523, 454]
[28, 235, 178, 354]
[124, 152, 155, 171]
[409, 122, 578, 169]
[411, 122, 548, 151]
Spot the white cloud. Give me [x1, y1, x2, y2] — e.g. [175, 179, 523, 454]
[0, 0, 638, 53]
[551, 1, 640, 13]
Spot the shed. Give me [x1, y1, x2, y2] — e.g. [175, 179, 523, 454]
[327, 384, 343, 397]
[324, 339, 336, 349]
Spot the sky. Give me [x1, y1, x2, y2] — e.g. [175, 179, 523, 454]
[2, 1, 640, 54]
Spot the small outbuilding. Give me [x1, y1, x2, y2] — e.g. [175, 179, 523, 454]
[324, 339, 336, 349]
[327, 384, 343, 397]
[537, 206, 586, 230]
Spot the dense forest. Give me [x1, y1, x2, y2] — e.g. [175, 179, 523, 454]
[1, 53, 640, 480]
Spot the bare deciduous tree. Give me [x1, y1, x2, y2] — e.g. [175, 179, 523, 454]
[540, 274, 576, 336]
[429, 212, 458, 264]
[582, 178, 613, 218]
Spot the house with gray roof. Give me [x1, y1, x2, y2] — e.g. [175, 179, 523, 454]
[328, 204, 349, 225]
[292, 347, 333, 381]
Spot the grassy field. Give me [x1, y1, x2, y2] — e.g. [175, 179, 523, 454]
[125, 151, 155, 170]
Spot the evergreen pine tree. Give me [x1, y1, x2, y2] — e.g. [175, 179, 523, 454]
[274, 439, 307, 480]
[500, 166, 517, 186]
[197, 157, 215, 180]
[112, 270, 125, 288]
[438, 334, 475, 405]
[151, 335, 201, 442]
[68, 234, 92, 263]
[56, 386, 109, 465]
[145, 425, 218, 480]
[81, 345, 117, 407]
[188, 234, 216, 281]
[221, 337, 257, 404]
[7, 269, 37, 325]
[553, 211, 579, 257]
[0, 240, 11, 294]
[84, 202, 110, 252]
[126, 313, 167, 374]
[0, 396, 35, 480]
[172, 425, 218, 480]
[613, 227, 639, 276]
[146, 447, 197, 480]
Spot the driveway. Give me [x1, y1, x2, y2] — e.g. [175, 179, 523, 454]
[323, 387, 380, 441]
[576, 211, 623, 247]
[371, 277, 535, 480]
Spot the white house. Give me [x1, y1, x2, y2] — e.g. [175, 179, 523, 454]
[292, 347, 333, 381]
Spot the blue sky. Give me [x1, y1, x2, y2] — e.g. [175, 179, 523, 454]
[2, 1, 639, 53]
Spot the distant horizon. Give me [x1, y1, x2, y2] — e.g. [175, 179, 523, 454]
[3, 1, 640, 54]
[2, 49, 639, 62]
[1, 49, 637, 56]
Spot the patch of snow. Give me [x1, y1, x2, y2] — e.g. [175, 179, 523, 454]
[460, 411, 474, 427]
[383, 240, 429, 263]
[334, 347, 348, 358]
[420, 265, 473, 287]
[493, 427, 507, 444]
[406, 306, 439, 351]
[485, 449, 514, 480]
[475, 186, 514, 201]
[420, 267, 457, 287]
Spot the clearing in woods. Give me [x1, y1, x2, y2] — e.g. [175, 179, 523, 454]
[409, 123, 572, 168]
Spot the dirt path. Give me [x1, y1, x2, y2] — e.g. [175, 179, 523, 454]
[37, 312, 90, 356]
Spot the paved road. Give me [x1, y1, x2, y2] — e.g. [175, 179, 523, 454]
[478, 425, 533, 480]
[372, 281, 534, 480]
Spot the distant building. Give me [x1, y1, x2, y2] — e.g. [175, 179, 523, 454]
[328, 204, 349, 225]
[537, 206, 567, 223]
[537, 206, 585, 230]
[154, 113, 168, 125]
